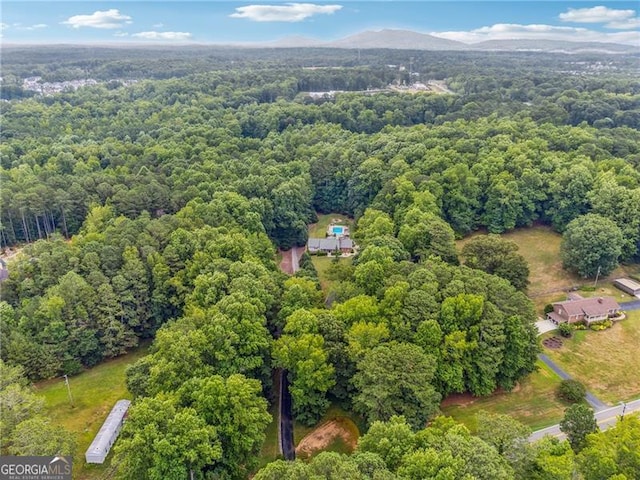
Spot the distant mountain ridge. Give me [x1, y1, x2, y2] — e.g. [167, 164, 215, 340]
[262, 29, 638, 54]
[472, 38, 637, 54]
[326, 29, 466, 50]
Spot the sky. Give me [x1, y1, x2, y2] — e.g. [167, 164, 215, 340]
[1, 1, 639, 45]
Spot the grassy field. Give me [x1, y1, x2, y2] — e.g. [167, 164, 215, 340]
[441, 360, 569, 432]
[311, 256, 352, 293]
[456, 225, 640, 313]
[456, 225, 578, 298]
[33, 344, 150, 480]
[543, 310, 640, 404]
[308, 213, 353, 239]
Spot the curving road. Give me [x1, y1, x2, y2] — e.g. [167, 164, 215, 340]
[529, 398, 640, 442]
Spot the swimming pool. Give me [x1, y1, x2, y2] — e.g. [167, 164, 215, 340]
[332, 226, 344, 235]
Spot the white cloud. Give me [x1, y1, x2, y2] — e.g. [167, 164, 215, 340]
[559, 6, 638, 30]
[153, 23, 164, 28]
[131, 31, 192, 40]
[25, 24, 48, 30]
[62, 9, 132, 29]
[113, 31, 129, 37]
[0, 23, 8, 30]
[559, 6, 634, 24]
[606, 17, 640, 29]
[431, 23, 640, 46]
[230, 3, 342, 22]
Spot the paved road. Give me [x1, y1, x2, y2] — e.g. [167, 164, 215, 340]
[529, 398, 640, 442]
[277, 247, 299, 461]
[538, 354, 607, 411]
[621, 298, 640, 310]
[280, 371, 296, 460]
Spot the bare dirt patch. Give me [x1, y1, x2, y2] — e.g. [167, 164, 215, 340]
[295, 417, 359, 459]
[279, 249, 294, 274]
[441, 392, 477, 408]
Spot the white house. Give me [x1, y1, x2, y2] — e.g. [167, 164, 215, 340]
[85, 399, 131, 464]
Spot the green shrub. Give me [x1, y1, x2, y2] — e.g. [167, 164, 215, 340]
[579, 285, 596, 292]
[588, 319, 613, 331]
[557, 379, 586, 403]
[544, 304, 554, 315]
[316, 251, 328, 257]
[558, 322, 573, 338]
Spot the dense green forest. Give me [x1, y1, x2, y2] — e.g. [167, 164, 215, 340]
[1, 47, 639, 479]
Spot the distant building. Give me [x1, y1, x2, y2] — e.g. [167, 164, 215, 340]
[547, 296, 620, 325]
[613, 278, 640, 296]
[307, 237, 354, 255]
[85, 400, 131, 464]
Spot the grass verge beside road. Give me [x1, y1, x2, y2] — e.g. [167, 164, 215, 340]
[441, 360, 569, 432]
[258, 372, 281, 468]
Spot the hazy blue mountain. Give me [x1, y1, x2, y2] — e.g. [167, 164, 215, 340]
[324, 29, 467, 50]
[472, 39, 637, 54]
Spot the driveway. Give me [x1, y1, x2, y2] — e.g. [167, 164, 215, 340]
[280, 371, 296, 460]
[535, 319, 557, 336]
[538, 354, 607, 411]
[621, 298, 640, 311]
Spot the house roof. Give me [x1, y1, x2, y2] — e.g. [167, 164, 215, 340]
[307, 237, 353, 250]
[308, 238, 338, 250]
[554, 296, 620, 316]
[86, 399, 130, 456]
[340, 238, 353, 249]
[547, 312, 565, 323]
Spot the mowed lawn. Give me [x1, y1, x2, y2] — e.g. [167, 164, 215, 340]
[456, 225, 640, 313]
[441, 360, 569, 432]
[311, 256, 352, 293]
[308, 213, 353, 239]
[33, 344, 150, 479]
[456, 225, 578, 298]
[543, 310, 640, 404]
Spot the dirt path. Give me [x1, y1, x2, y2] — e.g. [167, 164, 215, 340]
[295, 417, 359, 458]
